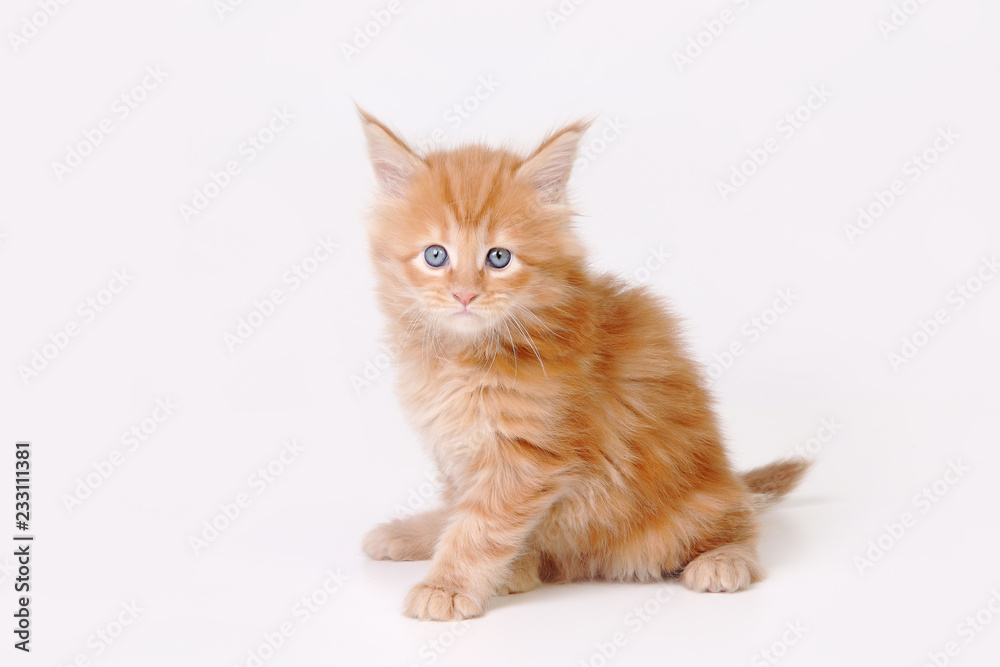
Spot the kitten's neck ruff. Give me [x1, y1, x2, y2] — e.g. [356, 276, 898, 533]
[389, 288, 591, 380]
[392, 314, 550, 359]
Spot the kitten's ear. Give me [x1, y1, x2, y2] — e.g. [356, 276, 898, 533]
[358, 106, 425, 198]
[517, 120, 592, 205]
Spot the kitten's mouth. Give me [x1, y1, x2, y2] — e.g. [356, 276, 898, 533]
[450, 303, 482, 317]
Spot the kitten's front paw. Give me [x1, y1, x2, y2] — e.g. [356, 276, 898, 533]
[404, 583, 485, 621]
[363, 522, 433, 561]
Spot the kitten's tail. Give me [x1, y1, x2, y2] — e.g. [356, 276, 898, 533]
[742, 458, 811, 509]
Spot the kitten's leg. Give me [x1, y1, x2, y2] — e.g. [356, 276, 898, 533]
[680, 541, 762, 593]
[500, 550, 541, 595]
[363, 507, 449, 561]
[404, 462, 558, 620]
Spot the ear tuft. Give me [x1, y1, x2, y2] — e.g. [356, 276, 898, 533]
[357, 106, 424, 198]
[517, 120, 592, 205]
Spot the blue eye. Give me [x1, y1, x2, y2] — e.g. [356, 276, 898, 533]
[486, 248, 511, 269]
[424, 245, 448, 267]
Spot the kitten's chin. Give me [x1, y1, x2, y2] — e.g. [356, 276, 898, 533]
[445, 311, 488, 336]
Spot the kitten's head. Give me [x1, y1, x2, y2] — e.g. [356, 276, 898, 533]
[360, 109, 589, 345]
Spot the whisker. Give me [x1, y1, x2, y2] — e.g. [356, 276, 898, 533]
[512, 303, 565, 341]
[388, 302, 419, 331]
[397, 309, 423, 352]
[502, 319, 517, 384]
[485, 315, 500, 375]
[511, 313, 546, 377]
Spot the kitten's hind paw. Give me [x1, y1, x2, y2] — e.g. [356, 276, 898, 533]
[680, 543, 762, 593]
[499, 552, 541, 595]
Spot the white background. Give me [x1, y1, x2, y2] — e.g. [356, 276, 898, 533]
[2, 0, 999, 665]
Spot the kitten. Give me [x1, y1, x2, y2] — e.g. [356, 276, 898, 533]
[358, 109, 809, 621]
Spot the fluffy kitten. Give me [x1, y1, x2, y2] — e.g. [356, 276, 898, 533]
[358, 110, 809, 621]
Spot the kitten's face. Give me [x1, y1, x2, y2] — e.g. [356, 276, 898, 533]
[361, 112, 589, 344]
[398, 200, 542, 338]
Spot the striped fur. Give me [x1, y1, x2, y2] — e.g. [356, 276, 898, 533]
[358, 110, 810, 620]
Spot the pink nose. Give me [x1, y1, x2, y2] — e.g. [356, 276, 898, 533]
[453, 292, 478, 307]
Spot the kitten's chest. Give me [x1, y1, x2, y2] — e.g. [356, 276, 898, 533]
[397, 359, 498, 473]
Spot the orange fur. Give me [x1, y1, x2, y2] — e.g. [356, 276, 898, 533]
[358, 109, 810, 620]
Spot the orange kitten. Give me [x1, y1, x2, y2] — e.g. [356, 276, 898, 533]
[358, 109, 809, 621]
